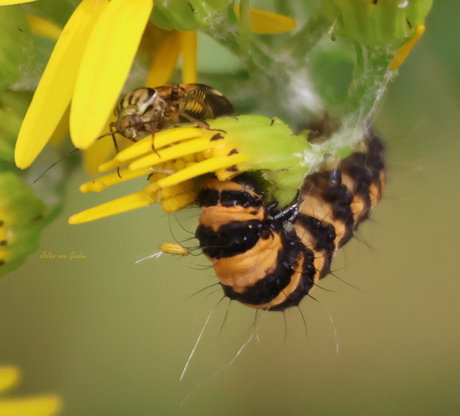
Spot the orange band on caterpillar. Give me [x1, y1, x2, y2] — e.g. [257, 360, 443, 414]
[196, 129, 385, 311]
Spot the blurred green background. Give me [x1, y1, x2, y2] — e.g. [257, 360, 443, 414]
[1, 2, 460, 415]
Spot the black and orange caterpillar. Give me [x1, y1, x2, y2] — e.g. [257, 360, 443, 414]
[196, 130, 385, 311]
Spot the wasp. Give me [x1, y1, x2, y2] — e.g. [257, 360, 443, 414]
[108, 83, 234, 150]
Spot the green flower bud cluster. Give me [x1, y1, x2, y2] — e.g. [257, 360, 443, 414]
[321, 0, 433, 48]
[0, 172, 47, 277]
[0, 5, 69, 277]
[152, 0, 231, 31]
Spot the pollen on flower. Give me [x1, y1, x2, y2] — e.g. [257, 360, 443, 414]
[69, 123, 241, 224]
[69, 115, 313, 225]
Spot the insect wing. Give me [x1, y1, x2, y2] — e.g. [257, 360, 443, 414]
[181, 84, 234, 120]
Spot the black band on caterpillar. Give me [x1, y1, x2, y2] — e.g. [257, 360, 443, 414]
[196, 130, 386, 311]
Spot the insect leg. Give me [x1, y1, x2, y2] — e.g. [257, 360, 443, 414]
[179, 112, 211, 129]
[108, 123, 124, 178]
[148, 121, 161, 157]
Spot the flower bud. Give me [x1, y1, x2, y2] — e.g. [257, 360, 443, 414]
[0, 172, 47, 277]
[321, 0, 432, 48]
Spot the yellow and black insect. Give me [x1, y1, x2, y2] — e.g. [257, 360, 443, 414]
[196, 130, 385, 311]
[110, 83, 234, 145]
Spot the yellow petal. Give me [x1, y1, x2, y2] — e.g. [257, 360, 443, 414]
[128, 136, 221, 170]
[0, 395, 62, 416]
[112, 127, 208, 165]
[82, 137, 116, 176]
[79, 167, 152, 193]
[27, 16, 62, 41]
[0, 366, 20, 393]
[0, 0, 37, 4]
[14, 0, 109, 169]
[48, 105, 70, 146]
[146, 30, 181, 87]
[234, 6, 297, 34]
[70, 0, 154, 149]
[97, 127, 213, 172]
[179, 31, 197, 84]
[390, 25, 425, 70]
[157, 153, 248, 188]
[68, 187, 157, 224]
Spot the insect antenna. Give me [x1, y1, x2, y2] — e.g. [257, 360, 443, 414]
[34, 125, 127, 184]
[33, 147, 80, 184]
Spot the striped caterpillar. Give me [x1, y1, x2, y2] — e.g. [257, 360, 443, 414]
[196, 130, 385, 311]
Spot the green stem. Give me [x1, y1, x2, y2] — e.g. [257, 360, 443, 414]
[286, 10, 330, 61]
[202, 6, 328, 124]
[238, 0, 251, 56]
[202, 13, 273, 75]
[274, 0, 293, 17]
[342, 43, 396, 117]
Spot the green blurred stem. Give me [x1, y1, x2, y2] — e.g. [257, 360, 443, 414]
[286, 10, 330, 61]
[343, 43, 396, 117]
[203, 6, 327, 114]
[238, 0, 251, 56]
[203, 13, 272, 76]
[274, 0, 293, 17]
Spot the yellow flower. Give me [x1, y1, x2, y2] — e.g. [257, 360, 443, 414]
[27, 15, 62, 41]
[68, 115, 320, 225]
[15, 0, 154, 169]
[0, 366, 62, 416]
[0, 0, 37, 4]
[14, 1, 297, 171]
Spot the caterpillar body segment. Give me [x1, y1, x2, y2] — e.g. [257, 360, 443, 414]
[196, 131, 386, 311]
